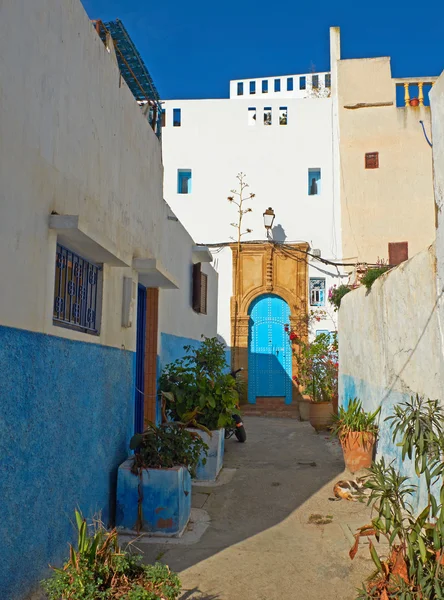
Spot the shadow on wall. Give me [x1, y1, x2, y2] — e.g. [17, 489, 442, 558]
[271, 223, 287, 243]
[230, 346, 302, 406]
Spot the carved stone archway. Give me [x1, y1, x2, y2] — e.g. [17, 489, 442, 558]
[230, 242, 309, 403]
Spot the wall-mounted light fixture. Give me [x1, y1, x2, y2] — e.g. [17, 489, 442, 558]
[263, 207, 275, 238]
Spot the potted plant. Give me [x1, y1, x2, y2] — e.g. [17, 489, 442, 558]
[42, 509, 182, 598]
[349, 395, 444, 599]
[116, 423, 208, 535]
[289, 329, 338, 431]
[159, 336, 239, 481]
[332, 398, 380, 472]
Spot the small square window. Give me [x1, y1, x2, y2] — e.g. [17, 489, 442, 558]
[365, 152, 379, 169]
[248, 107, 257, 126]
[173, 108, 181, 127]
[279, 107, 287, 125]
[262, 80, 268, 93]
[274, 79, 281, 92]
[312, 75, 319, 89]
[325, 74, 331, 88]
[237, 82, 244, 96]
[310, 278, 325, 306]
[177, 169, 192, 194]
[308, 168, 321, 195]
[300, 76, 306, 90]
[287, 77, 294, 91]
[250, 81, 256, 94]
[264, 107, 272, 126]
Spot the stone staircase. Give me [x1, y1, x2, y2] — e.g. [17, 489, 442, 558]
[240, 397, 301, 419]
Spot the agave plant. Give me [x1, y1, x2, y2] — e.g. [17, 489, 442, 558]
[42, 510, 181, 599]
[331, 398, 380, 439]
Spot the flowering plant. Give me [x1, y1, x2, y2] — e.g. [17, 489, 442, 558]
[328, 284, 351, 311]
[286, 326, 338, 403]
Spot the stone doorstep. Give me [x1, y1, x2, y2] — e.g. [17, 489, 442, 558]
[117, 508, 210, 546]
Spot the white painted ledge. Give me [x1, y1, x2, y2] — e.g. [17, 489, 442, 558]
[49, 214, 131, 267]
[132, 258, 179, 289]
[192, 245, 213, 264]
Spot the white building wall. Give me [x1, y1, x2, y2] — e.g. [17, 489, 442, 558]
[162, 94, 343, 343]
[0, 0, 217, 353]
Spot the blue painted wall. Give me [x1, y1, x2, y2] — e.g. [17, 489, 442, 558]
[0, 325, 134, 600]
[340, 374, 430, 513]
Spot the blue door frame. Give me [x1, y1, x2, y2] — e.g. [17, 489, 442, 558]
[134, 284, 146, 433]
[248, 294, 292, 404]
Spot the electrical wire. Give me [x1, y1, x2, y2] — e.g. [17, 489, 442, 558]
[198, 240, 389, 269]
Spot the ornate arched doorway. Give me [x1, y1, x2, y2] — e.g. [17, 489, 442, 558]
[248, 294, 292, 404]
[230, 242, 308, 407]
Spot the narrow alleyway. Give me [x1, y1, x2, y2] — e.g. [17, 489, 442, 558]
[137, 417, 374, 600]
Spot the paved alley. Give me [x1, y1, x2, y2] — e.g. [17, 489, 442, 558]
[136, 417, 374, 600]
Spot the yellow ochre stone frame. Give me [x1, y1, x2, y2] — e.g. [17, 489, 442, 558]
[230, 242, 309, 404]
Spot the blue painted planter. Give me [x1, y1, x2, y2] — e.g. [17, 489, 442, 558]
[116, 459, 191, 536]
[189, 428, 224, 482]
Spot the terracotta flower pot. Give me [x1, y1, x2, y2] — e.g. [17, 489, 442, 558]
[298, 395, 311, 421]
[410, 98, 419, 107]
[340, 432, 375, 473]
[309, 401, 334, 431]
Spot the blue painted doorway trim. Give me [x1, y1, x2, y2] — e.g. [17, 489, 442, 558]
[135, 284, 146, 433]
[248, 294, 292, 404]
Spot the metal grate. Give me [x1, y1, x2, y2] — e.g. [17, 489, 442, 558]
[53, 244, 101, 334]
[93, 19, 162, 138]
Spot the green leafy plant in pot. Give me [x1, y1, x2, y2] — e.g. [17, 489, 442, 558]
[128, 423, 208, 533]
[288, 329, 338, 430]
[41, 509, 182, 599]
[350, 395, 444, 599]
[332, 398, 380, 473]
[159, 336, 239, 432]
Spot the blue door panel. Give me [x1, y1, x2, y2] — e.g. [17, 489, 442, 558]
[248, 294, 292, 404]
[134, 284, 146, 434]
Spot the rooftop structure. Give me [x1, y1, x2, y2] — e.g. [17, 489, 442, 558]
[93, 18, 162, 137]
[230, 71, 331, 100]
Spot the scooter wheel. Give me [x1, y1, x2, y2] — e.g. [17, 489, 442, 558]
[235, 425, 246, 443]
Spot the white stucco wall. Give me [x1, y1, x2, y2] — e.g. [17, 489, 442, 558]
[0, 0, 217, 353]
[162, 94, 343, 342]
[337, 70, 444, 509]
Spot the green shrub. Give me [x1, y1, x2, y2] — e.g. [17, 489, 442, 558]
[360, 267, 390, 291]
[130, 423, 208, 478]
[159, 336, 239, 431]
[328, 284, 352, 311]
[41, 510, 181, 600]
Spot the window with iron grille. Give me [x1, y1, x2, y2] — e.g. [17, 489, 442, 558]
[312, 75, 319, 89]
[325, 74, 331, 88]
[53, 244, 101, 334]
[365, 152, 379, 169]
[310, 278, 325, 306]
[192, 263, 208, 314]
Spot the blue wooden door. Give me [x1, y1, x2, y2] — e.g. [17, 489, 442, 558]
[248, 294, 292, 404]
[134, 284, 146, 433]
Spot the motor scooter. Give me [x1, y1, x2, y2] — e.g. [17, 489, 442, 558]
[224, 368, 246, 443]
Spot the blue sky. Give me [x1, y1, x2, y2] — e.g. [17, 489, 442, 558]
[82, 0, 444, 100]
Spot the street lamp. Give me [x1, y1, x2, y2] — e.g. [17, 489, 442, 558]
[263, 207, 275, 237]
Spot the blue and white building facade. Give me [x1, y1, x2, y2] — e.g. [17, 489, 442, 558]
[162, 53, 343, 401]
[0, 1, 217, 597]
